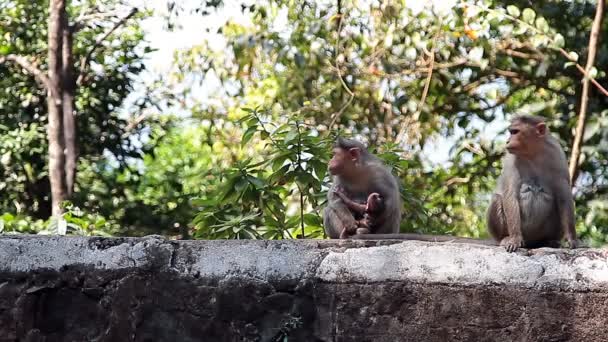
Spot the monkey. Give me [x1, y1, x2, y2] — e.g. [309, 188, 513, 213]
[323, 138, 401, 239]
[486, 115, 578, 252]
[350, 115, 579, 252]
[333, 190, 385, 238]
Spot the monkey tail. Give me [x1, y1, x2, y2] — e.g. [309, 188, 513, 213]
[352, 233, 497, 246]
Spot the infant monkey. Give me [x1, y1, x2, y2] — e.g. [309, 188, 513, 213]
[333, 187, 385, 239]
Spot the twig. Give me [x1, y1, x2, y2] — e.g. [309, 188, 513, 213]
[558, 48, 608, 97]
[396, 37, 437, 145]
[328, 3, 354, 130]
[568, 0, 605, 185]
[445, 177, 470, 187]
[76, 7, 138, 85]
[121, 112, 148, 138]
[0, 54, 50, 89]
[472, 3, 608, 97]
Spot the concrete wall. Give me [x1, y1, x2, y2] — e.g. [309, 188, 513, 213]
[1, 236, 608, 341]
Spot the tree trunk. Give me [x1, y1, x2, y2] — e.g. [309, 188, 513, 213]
[48, 0, 67, 216]
[568, 0, 605, 185]
[62, 25, 77, 197]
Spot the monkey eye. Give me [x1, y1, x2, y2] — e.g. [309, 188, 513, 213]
[509, 129, 520, 135]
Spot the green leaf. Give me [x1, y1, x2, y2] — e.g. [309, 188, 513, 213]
[522, 8, 536, 23]
[405, 47, 417, 61]
[242, 125, 258, 147]
[247, 175, 266, 188]
[584, 121, 600, 142]
[553, 33, 565, 48]
[191, 197, 217, 207]
[285, 130, 299, 144]
[535, 17, 549, 33]
[303, 213, 322, 226]
[507, 5, 521, 18]
[589, 67, 598, 78]
[234, 178, 249, 192]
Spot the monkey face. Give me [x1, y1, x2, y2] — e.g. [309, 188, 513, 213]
[506, 123, 523, 154]
[329, 148, 348, 175]
[506, 120, 546, 157]
[328, 147, 359, 176]
[366, 192, 383, 213]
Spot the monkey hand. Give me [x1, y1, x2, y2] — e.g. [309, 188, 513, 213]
[332, 189, 348, 202]
[339, 222, 358, 239]
[500, 236, 524, 253]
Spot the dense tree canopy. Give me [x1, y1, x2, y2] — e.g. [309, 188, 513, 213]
[1, 0, 607, 246]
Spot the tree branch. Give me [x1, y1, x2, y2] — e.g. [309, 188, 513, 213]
[121, 112, 148, 138]
[568, 0, 605, 185]
[558, 48, 608, 97]
[328, 0, 354, 131]
[76, 7, 138, 85]
[0, 54, 50, 89]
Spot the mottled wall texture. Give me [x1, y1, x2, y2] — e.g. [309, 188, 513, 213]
[1, 236, 608, 341]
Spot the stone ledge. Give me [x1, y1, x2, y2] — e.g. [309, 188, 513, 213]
[2, 236, 606, 290]
[1, 236, 607, 341]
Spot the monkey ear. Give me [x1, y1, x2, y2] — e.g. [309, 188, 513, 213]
[348, 147, 361, 161]
[536, 122, 547, 137]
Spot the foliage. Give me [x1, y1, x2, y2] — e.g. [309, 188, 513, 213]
[190, 107, 433, 239]
[2, 0, 608, 245]
[0, 0, 154, 230]
[192, 108, 332, 239]
[169, 0, 608, 244]
[0, 202, 118, 236]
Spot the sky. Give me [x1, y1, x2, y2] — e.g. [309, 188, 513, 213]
[125, 0, 506, 166]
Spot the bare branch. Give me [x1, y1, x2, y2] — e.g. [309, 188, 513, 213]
[328, 1, 355, 131]
[76, 7, 138, 85]
[558, 48, 608, 97]
[0, 54, 50, 89]
[569, 0, 605, 185]
[121, 112, 148, 138]
[396, 36, 437, 145]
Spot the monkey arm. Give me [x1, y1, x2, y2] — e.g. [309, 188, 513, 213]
[497, 161, 524, 239]
[556, 183, 578, 248]
[324, 183, 358, 239]
[499, 188, 525, 252]
[333, 190, 367, 214]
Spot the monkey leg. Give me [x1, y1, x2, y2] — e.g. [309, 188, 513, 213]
[324, 206, 355, 239]
[324, 201, 360, 239]
[487, 194, 525, 252]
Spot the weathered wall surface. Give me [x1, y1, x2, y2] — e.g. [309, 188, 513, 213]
[1, 236, 608, 341]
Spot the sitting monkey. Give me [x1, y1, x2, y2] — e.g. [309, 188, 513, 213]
[322, 138, 401, 239]
[487, 115, 578, 252]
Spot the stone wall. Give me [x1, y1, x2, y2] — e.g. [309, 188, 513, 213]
[1, 236, 608, 341]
